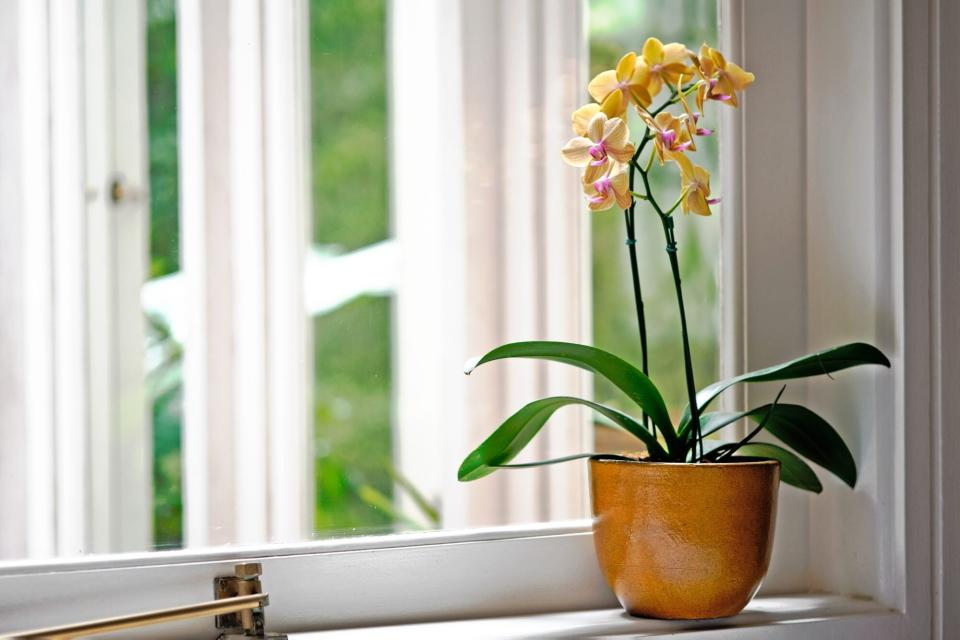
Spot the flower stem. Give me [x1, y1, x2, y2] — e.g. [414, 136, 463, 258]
[634, 153, 703, 461]
[660, 216, 703, 460]
[624, 139, 653, 435]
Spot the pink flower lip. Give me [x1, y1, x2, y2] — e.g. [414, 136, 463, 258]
[660, 130, 677, 148]
[707, 197, 721, 205]
[676, 141, 693, 151]
[696, 127, 713, 136]
[589, 141, 608, 163]
[593, 177, 613, 196]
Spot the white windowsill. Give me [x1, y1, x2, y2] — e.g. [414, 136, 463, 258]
[293, 595, 895, 639]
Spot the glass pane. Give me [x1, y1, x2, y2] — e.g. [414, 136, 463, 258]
[145, 0, 184, 550]
[589, 0, 720, 452]
[0, 0, 722, 560]
[308, 0, 399, 535]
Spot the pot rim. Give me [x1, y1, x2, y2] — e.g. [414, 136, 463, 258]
[590, 456, 781, 469]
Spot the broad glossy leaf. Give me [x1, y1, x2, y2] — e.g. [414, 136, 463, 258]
[458, 396, 667, 481]
[698, 410, 754, 438]
[679, 342, 889, 432]
[734, 443, 823, 493]
[747, 403, 856, 488]
[466, 341, 677, 450]
[495, 453, 635, 469]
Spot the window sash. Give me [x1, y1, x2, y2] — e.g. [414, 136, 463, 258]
[0, 0, 948, 638]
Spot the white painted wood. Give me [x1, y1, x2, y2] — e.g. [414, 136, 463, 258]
[178, 0, 213, 548]
[0, 2, 949, 638]
[0, 527, 902, 639]
[179, 0, 240, 548]
[262, 0, 312, 542]
[17, 0, 57, 560]
[804, 0, 897, 601]
[391, 0, 469, 527]
[83, 0, 152, 555]
[0, 0, 28, 560]
[540, 0, 591, 520]
[718, 0, 810, 594]
[500, 0, 547, 522]
[83, 0, 116, 556]
[294, 595, 898, 639]
[109, 0, 152, 554]
[49, 0, 90, 557]
[229, 0, 270, 545]
[394, 0, 590, 528]
[896, 0, 934, 634]
[933, 0, 960, 635]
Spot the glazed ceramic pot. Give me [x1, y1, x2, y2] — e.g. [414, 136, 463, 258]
[589, 457, 780, 620]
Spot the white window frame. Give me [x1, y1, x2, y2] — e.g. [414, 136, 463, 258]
[0, 0, 954, 637]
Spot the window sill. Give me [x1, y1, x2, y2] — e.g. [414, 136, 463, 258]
[292, 595, 898, 639]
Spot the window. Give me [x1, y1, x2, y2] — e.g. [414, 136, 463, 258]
[0, 1, 947, 637]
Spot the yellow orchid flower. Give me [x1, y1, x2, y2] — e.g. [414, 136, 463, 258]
[676, 80, 714, 140]
[694, 43, 755, 110]
[583, 166, 632, 211]
[638, 110, 695, 165]
[571, 100, 619, 137]
[634, 38, 694, 101]
[561, 112, 635, 183]
[675, 153, 719, 216]
[587, 52, 652, 117]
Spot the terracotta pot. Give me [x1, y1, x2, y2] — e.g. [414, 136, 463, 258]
[589, 457, 780, 620]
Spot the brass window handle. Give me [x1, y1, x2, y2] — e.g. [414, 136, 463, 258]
[6, 564, 286, 640]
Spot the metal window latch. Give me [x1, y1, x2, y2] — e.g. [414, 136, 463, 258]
[7, 563, 287, 639]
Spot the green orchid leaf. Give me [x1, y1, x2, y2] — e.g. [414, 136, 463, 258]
[458, 396, 667, 481]
[698, 409, 756, 439]
[466, 341, 677, 450]
[746, 403, 857, 488]
[679, 342, 889, 435]
[494, 452, 635, 469]
[733, 443, 823, 493]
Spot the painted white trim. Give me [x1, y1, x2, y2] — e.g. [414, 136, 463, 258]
[263, 0, 313, 542]
[178, 0, 213, 548]
[229, 0, 270, 545]
[17, 0, 57, 560]
[0, 1, 949, 638]
[49, 0, 90, 557]
[293, 595, 899, 639]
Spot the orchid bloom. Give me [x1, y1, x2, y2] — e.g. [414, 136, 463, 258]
[587, 52, 652, 117]
[634, 38, 694, 101]
[676, 82, 714, 139]
[571, 100, 619, 137]
[675, 153, 719, 216]
[638, 110, 695, 165]
[561, 112, 635, 182]
[694, 44, 755, 110]
[583, 167, 632, 211]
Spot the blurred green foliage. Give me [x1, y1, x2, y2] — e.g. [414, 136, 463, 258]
[309, 0, 402, 534]
[142, 0, 718, 547]
[312, 296, 396, 534]
[589, 0, 720, 422]
[146, 0, 179, 279]
[146, 0, 183, 546]
[310, 0, 389, 251]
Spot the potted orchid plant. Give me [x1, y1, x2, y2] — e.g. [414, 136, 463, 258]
[457, 39, 890, 620]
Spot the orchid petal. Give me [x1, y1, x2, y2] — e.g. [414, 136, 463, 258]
[602, 117, 629, 149]
[642, 37, 664, 64]
[586, 112, 607, 142]
[588, 70, 619, 105]
[571, 103, 601, 136]
[560, 137, 594, 166]
[616, 52, 637, 82]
